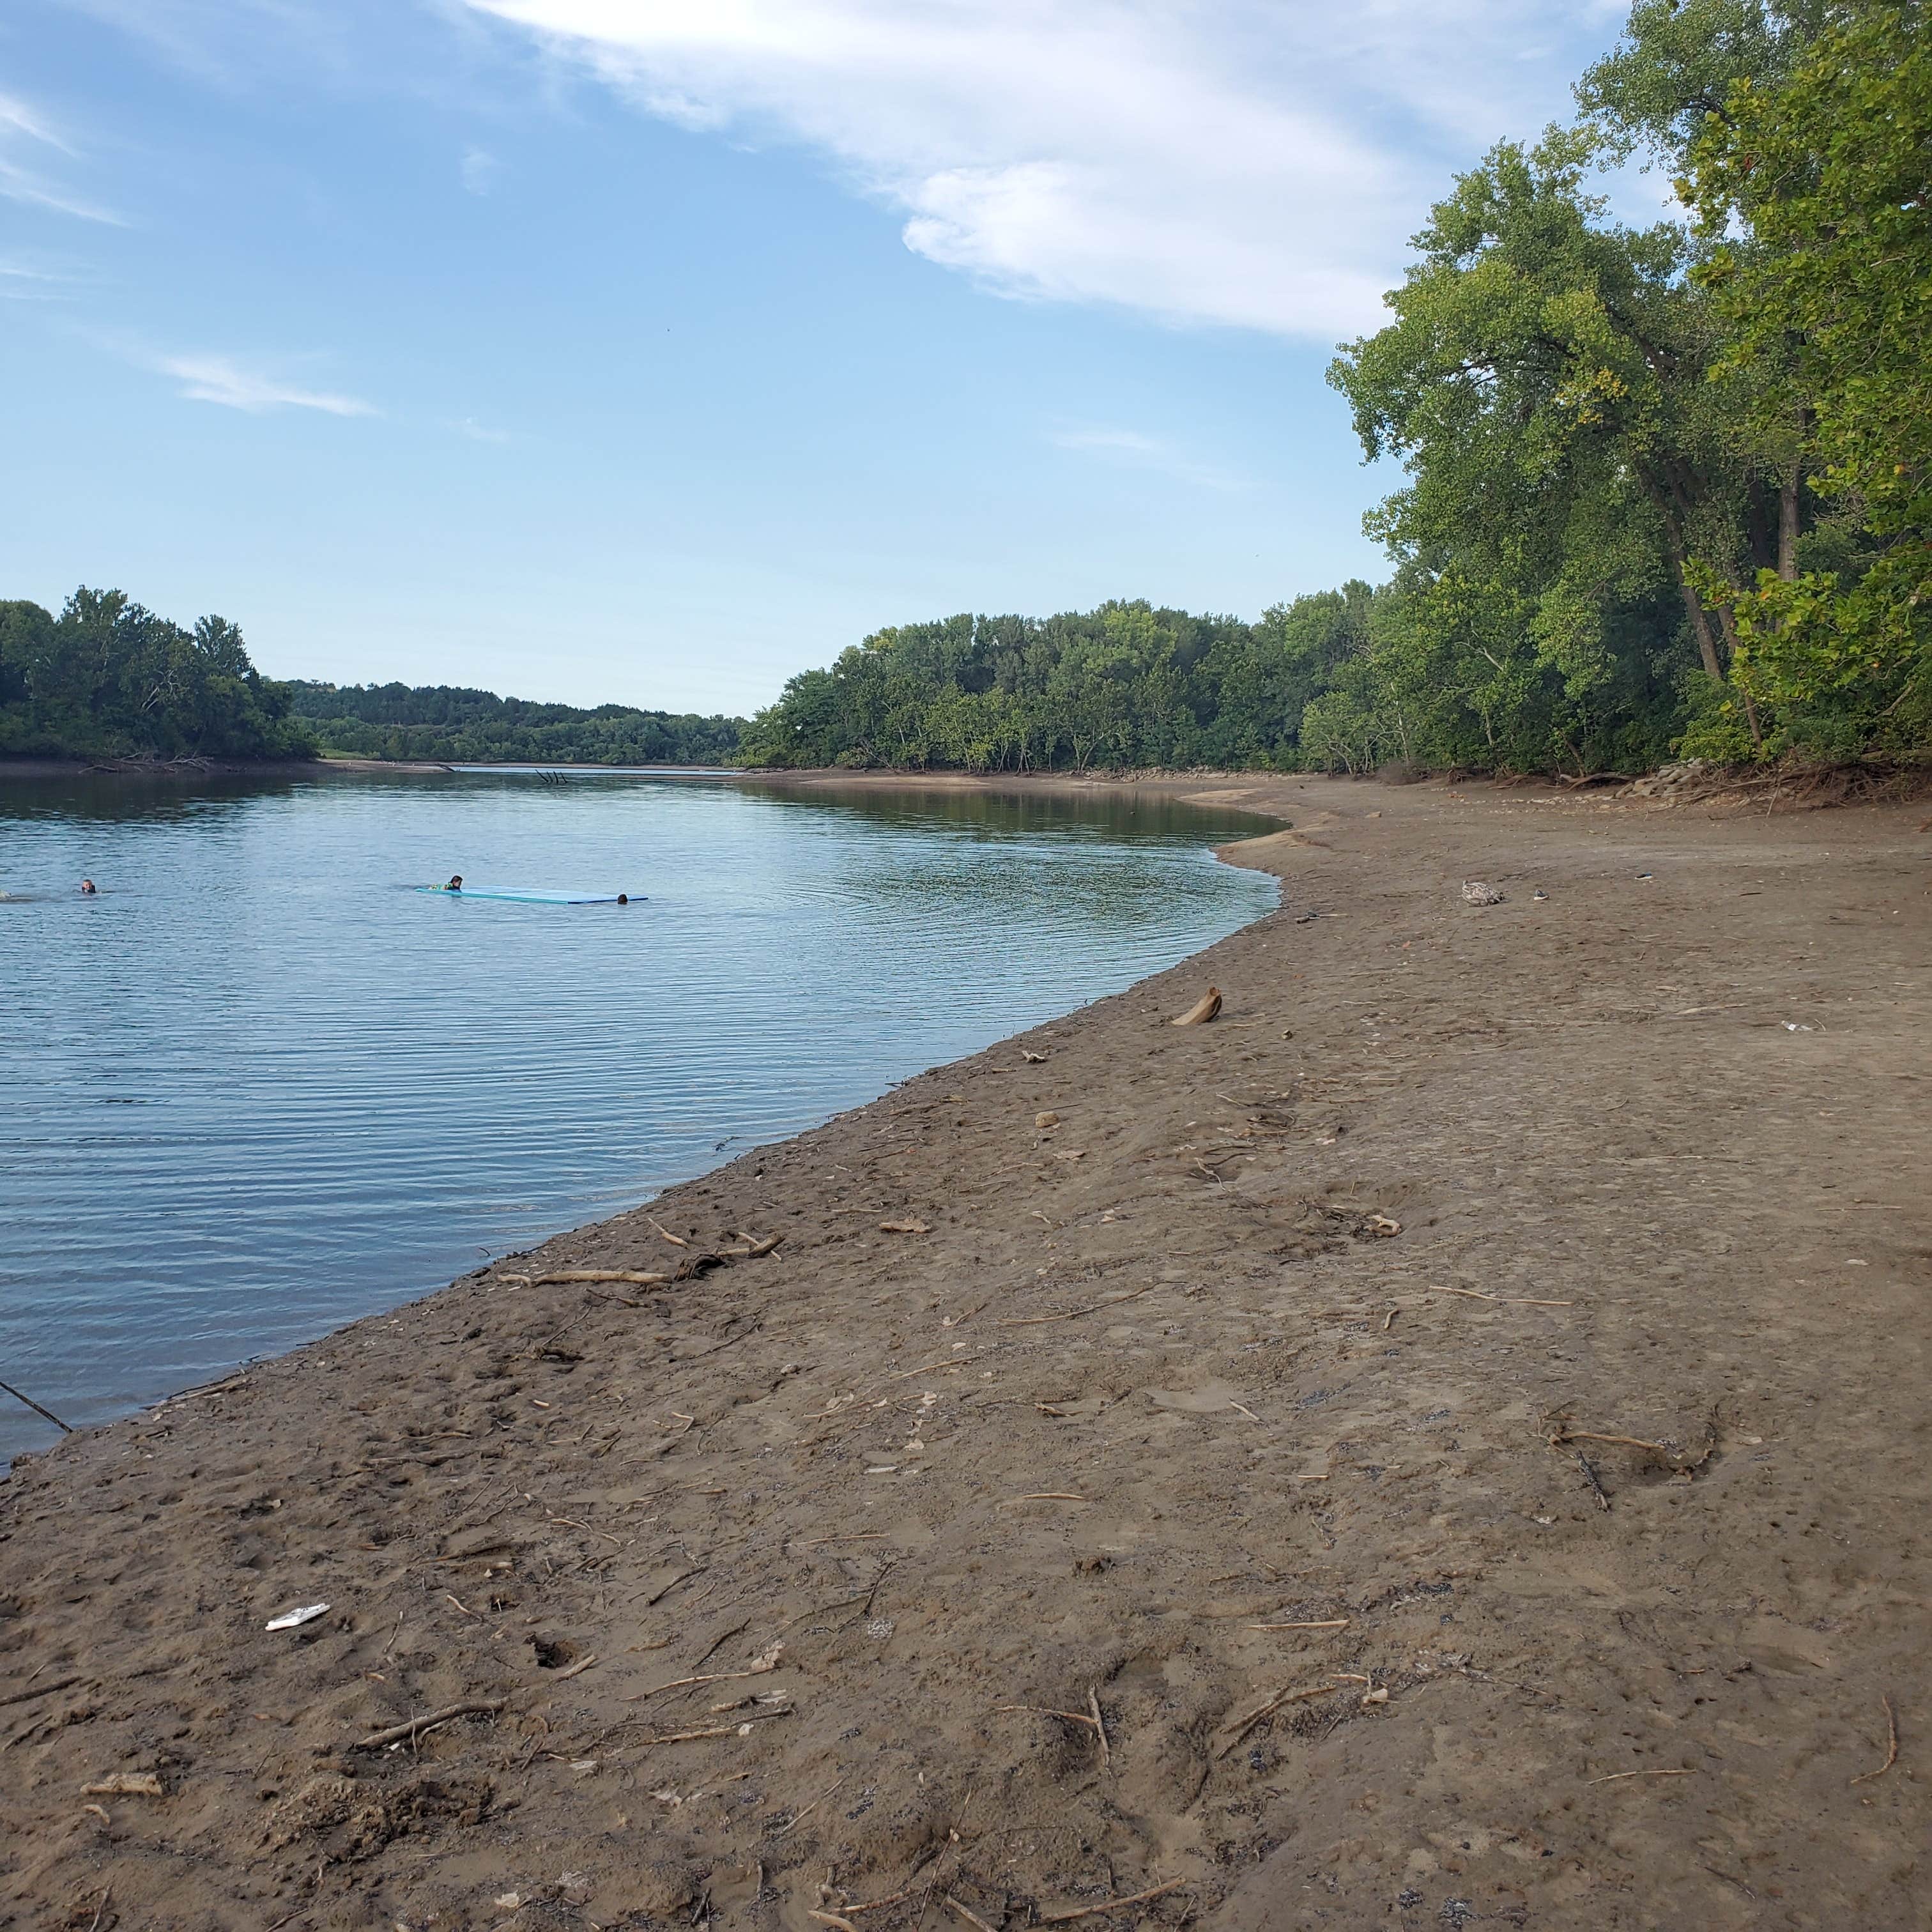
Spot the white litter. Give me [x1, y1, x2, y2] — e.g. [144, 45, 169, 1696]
[264, 1602, 330, 1631]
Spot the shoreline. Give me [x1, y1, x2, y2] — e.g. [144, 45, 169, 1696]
[4, 776, 1929, 1926]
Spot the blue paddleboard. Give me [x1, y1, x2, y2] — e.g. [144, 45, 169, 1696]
[417, 885, 638, 904]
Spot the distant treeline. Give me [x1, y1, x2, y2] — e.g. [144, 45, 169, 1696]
[737, 592, 1376, 771]
[749, 0, 1930, 776]
[289, 682, 742, 766]
[0, 589, 312, 762]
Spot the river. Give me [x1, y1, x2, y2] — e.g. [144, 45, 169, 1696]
[0, 768, 1277, 1460]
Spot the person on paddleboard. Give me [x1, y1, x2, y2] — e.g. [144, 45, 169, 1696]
[445, 875, 463, 891]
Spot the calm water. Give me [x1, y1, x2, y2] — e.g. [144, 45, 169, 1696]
[0, 770, 1276, 1460]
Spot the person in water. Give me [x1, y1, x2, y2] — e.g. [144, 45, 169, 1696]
[445, 875, 463, 891]
[80, 878, 97, 895]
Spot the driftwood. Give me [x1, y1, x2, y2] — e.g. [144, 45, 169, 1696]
[1171, 986, 1222, 1027]
[354, 1699, 505, 1751]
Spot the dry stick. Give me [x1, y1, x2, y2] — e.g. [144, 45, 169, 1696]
[1040, 1878, 1187, 1922]
[1002, 1493, 1089, 1504]
[1215, 1682, 1335, 1756]
[1850, 1694, 1899, 1786]
[0, 1377, 72, 1432]
[0, 1674, 81, 1710]
[626, 1657, 782, 1701]
[1554, 1429, 1672, 1454]
[355, 1699, 504, 1751]
[1575, 1452, 1613, 1514]
[536, 1269, 670, 1287]
[645, 1216, 690, 1248]
[1382, 1307, 1397, 1332]
[86, 1887, 111, 1932]
[634, 1709, 791, 1745]
[1087, 1685, 1111, 1771]
[1246, 1620, 1350, 1632]
[770, 1777, 843, 1837]
[944, 1897, 997, 1932]
[1588, 1768, 1696, 1785]
[995, 1703, 1102, 1733]
[997, 1284, 1156, 1329]
[1441, 1287, 1573, 1308]
[808, 1914, 859, 1932]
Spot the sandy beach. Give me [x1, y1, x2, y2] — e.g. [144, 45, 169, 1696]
[3, 772, 1928, 1931]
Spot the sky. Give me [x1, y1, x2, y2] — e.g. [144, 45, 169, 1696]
[1, 0, 1634, 714]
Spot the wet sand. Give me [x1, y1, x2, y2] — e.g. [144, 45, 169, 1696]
[3, 772, 1928, 1931]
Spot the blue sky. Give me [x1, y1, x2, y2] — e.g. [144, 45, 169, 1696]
[2, 0, 1632, 714]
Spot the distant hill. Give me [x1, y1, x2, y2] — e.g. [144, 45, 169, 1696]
[288, 680, 743, 766]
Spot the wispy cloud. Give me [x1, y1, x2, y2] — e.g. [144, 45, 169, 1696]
[1050, 424, 1244, 492]
[0, 256, 82, 301]
[458, 0, 1629, 339]
[0, 91, 125, 225]
[0, 92, 77, 155]
[155, 351, 379, 416]
[451, 414, 511, 442]
[460, 144, 503, 194]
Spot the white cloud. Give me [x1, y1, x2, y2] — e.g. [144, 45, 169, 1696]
[461, 144, 503, 194]
[0, 257, 79, 300]
[458, 0, 1629, 339]
[0, 91, 125, 225]
[1050, 424, 1243, 491]
[155, 352, 379, 415]
[452, 415, 512, 441]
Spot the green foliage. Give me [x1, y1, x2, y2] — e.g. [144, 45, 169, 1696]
[287, 682, 743, 766]
[1315, 0, 1928, 769]
[0, 588, 313, 761]
[735, 592, 1376, 772]
[1685, 0, 1932, 756]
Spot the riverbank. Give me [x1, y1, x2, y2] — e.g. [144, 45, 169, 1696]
[3, 774, 1928, 1929]
[0, 755, 451, 779]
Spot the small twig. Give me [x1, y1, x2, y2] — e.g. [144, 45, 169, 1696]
[1576, 1452, 1612, 1512]
[996, 1703, 1101, 1732]
[1245, 1619, 1350, 1631]
[1215, 1682, 1335, 1756]
[771, 1777, 843, 1837]
[1441, 1287, 1572, 1308]
[1850, 1694, 1899, 1786]
[632, 1708, 791, 1745]
[809, 1914, 859, 1931]
[1588, 1768, 1695, 1784]
[800, 1533, 888, 1547]
[86, 1887, 111, 1932]
[1552, 1429, 1671, 1454]
[1039, 1878, 1186, 1921]
[1088, 1685, 1110, 1770]
[944, 1897, 997, 1932]
[355, 1699, 504, 1751]
[0, 1674, 81, 1710]
[627, 1652, 782, 1701]
[1382, 1307, 1397, 1332]
[0, 1377, 72, 1432]
[1001, 1493, 1088, 1504]
[646, 1216, 690, 1247]
[995, 1284, 1155, 1328]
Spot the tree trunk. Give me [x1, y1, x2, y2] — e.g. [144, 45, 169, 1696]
[1778, 463, 1801, 581]
[1678, 581, 1724, 681]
